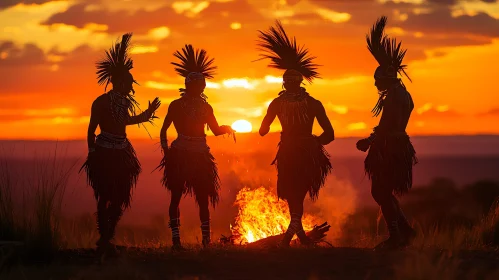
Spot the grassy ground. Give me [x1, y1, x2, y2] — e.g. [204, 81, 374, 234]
[2, 246, 499, 280]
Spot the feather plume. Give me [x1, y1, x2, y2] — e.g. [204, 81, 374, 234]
[367, 16, 411, 82]
[366, 16, 389, 67]
[96, 33, 134, 90]
[256, 20, 320, 83]
[385, 37, 411, 82]
[171, 44, 216, 78]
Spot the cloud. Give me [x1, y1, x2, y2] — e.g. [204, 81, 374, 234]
[230, 22, 242, 29]
[43, 2, 188, 35]
[222, 78, 259, 89]
[0, 0, 64, 10]
[347, 122, 367, 131]
[0, 43, 101, 98]
[310, 0, 499, 41]
[427, 0, 499, 6]
[171, 1, 210, 15]
[476, 108, 499, 117]
[0, 106, 78, 123]
[130, 45, 159, 54]
[43, 0, 265, 37]
[399, 10, 499, 38]
[193, 0, 267, 30]
[0, 1, 115, 52]
[226, 107, 265, 118]
[315, 8, 351, 23]
[144, 81, 182, 91]
[0, 41, 47, 66]
[34, 0, 464, 79]
[414, 106, 461, 120]
[326, 103, 349, 115]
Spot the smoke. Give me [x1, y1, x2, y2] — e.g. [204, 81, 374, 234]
[305, 175, 358, 243]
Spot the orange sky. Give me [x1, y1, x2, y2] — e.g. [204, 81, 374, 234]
[1, 0, 499, 140]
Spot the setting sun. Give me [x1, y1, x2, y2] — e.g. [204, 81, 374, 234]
[232, 120, 253, 133]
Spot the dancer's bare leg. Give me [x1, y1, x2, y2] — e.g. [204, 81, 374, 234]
[169, 187, 183, 250]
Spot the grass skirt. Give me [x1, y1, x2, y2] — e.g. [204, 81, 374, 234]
[273, 136, 332, 202]
[365, 133, 418, 195]
[80, 143, 141, 209]
[158, 146, 220, 207]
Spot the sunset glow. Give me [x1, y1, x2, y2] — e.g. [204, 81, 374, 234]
[232, 120, 253, 133]
[0, 0, 498, 140]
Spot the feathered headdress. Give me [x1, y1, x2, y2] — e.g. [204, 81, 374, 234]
[367, 17, 412, 116]
[171, 44, 217, 130]
[256, 20, 320, 83]
[366, 16, 411, 82]
[96, 33, 147, 127]
[96, 33, 135, 91]
[172, 44, 216, 87]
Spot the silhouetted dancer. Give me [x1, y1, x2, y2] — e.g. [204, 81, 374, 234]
[80, 33, 161, 256]
[157, 45, 235, 250]
[357, 16, 418, 251]
[256, 21, 334, 247]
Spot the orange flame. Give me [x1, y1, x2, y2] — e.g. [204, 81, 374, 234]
[230, 187, 320, 244]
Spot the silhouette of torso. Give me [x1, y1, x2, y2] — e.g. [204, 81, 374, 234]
[378, 85, 414, 133]
[92, 93, 127, 136]
[168, 96, 211, 137]
[271, 94, 322, 136]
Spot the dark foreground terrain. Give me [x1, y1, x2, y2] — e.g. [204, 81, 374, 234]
[2, 246, 499, 280]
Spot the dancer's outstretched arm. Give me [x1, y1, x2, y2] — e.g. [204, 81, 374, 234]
[127, 97, 161, 125]
[259, 100, 277, 136]
[87, 100, 100, 152]
[206, 104, 233, 136]
[315, 101, 335, 145]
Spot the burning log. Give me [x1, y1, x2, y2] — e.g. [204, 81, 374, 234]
[219, 222, 331, 248]
[247, 222, 331, 248]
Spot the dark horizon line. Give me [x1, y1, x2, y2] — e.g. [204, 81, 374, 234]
[0, 133, 499, 142]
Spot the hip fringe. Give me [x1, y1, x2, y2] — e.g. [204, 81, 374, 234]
[273, 137, 332, 201]
[157, 146, 220, 207]
[365, 134, 418, 195]
[80, 144, 141, 209]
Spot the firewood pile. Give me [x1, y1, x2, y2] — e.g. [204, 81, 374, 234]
[219, 222, 331, 248]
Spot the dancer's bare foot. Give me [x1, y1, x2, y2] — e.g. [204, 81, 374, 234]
[96, 240, 119, 263]
[401, 227, 417, 246]
[171, 241, 186, 252]
[278, 233, 294, 248]
[202, 238, 211, 248]
[297, 230, 314, 247]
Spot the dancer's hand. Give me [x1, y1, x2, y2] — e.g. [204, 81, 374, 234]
[147, 97, 161, 118]
[221, 125, 236, 143]
[356, 138, 371, 152]
[221, 125, 235, 134]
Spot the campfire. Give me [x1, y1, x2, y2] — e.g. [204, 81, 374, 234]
[223, 187, 330, 247]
